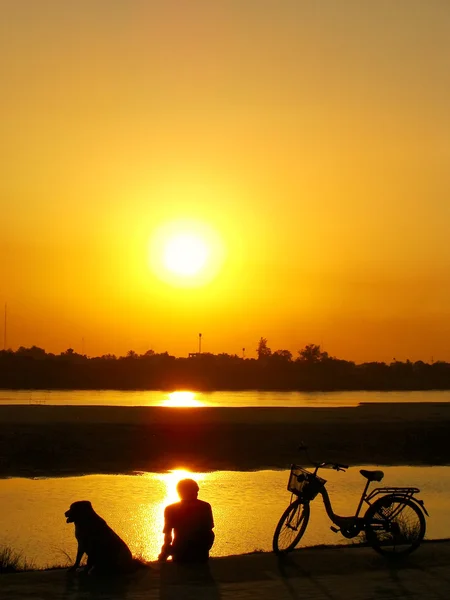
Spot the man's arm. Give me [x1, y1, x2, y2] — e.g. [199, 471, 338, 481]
[158, 507, 173, 562]
[207, 503, 214, 529]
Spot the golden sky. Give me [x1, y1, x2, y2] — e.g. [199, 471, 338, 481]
[1, 1, 449, 362]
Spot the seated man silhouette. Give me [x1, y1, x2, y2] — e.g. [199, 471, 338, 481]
[158, 478, 214, 563]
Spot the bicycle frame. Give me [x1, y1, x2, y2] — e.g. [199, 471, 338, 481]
[301, 466, 427, 537]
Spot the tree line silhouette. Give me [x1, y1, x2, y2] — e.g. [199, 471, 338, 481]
[0, 338, 449, 391]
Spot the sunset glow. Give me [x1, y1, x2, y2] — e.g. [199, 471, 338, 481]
[1, 2, 450, 362]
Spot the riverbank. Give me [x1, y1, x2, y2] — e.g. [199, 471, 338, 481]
[2, 540, 450, 599]
[0, 403, 449, 477]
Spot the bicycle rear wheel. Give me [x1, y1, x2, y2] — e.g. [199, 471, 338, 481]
[365, 496, 426, 556]
[273, 501, 310, 555]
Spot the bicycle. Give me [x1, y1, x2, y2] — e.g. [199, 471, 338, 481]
[273, 444, 429, 557]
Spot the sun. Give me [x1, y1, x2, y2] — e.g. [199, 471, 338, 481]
[163, 233, 208, 277]
[149, 220, 225, 287]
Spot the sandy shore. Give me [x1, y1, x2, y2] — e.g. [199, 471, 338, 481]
[0, 403, 449, 477]
[2, 540, 450, 599]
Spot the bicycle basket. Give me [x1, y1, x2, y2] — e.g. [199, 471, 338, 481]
[288, 465, 326, 500]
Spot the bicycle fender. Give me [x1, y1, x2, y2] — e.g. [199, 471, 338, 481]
[370, 494, 429, 518]
[412, 497, 429, 517]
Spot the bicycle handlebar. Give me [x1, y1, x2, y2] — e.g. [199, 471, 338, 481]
[319, 461, 349, 471]
[332, 462, 349, 471]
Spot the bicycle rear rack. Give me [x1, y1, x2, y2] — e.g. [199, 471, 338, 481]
[366, 486, 420, 503]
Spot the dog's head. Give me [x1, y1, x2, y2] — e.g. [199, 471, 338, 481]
[65, 500, 95, 524]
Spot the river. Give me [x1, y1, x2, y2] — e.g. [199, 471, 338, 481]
[0, 466, 448, 569]
[1, 389, 450, 407]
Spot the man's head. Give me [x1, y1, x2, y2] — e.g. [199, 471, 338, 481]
[176, 478, 199, 500]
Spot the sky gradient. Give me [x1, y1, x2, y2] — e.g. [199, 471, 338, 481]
[1, 1, 449, 362]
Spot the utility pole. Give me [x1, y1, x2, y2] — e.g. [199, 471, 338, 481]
[3, 303, 6, 350]
[242, 347, 245, 359]
[199, 333, 202, 354]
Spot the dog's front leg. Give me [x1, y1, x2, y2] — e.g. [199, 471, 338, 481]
[68, 544, 85, 572]
[85, 554, 96, 576]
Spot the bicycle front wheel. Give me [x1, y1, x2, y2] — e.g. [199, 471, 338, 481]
[273, 500, 310, 555]
[365, 496, 426, 556]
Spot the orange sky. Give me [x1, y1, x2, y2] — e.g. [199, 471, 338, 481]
[1, 1, 449, 362]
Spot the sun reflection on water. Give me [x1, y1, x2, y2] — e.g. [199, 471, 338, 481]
[139, 468, 206, 561]
[161, 391, 203, 407]
[157, 468, 205, 505]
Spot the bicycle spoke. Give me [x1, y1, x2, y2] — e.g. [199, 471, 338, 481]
[366, 497, 425, 555]
[273, 502, 310, 554]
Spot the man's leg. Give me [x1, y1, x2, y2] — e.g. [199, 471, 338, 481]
[173, 532, 215, 563]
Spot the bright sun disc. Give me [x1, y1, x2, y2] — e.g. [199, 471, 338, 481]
[149, 220, 225, 288]
[164, 234, 208, 276]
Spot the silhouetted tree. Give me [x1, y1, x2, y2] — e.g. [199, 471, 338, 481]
[297, 344, 328, 363]
[257, 337, 271, 360]
[15, 346, 46, 359]
[0, 343, 449, 392]
[272, 349, 293, 362]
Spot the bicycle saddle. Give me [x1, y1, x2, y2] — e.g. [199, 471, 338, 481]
[360, 469, 384, 482]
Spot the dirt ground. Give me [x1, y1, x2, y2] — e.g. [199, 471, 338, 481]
[1, 540, 450, 599]
[0, 403, 449, 476]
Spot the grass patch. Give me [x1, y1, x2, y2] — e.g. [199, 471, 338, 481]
[0, 545, 34, 573]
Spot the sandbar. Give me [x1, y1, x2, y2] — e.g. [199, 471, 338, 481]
[0, 403, 448, 477]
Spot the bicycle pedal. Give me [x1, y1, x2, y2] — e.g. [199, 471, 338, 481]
[330, 526, 340, 533]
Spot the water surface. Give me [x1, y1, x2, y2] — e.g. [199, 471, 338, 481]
[1, 389, 450, 407]
[0, 466, 448, 568]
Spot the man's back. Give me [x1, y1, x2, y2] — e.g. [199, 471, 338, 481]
[164, 498, 214, 540]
